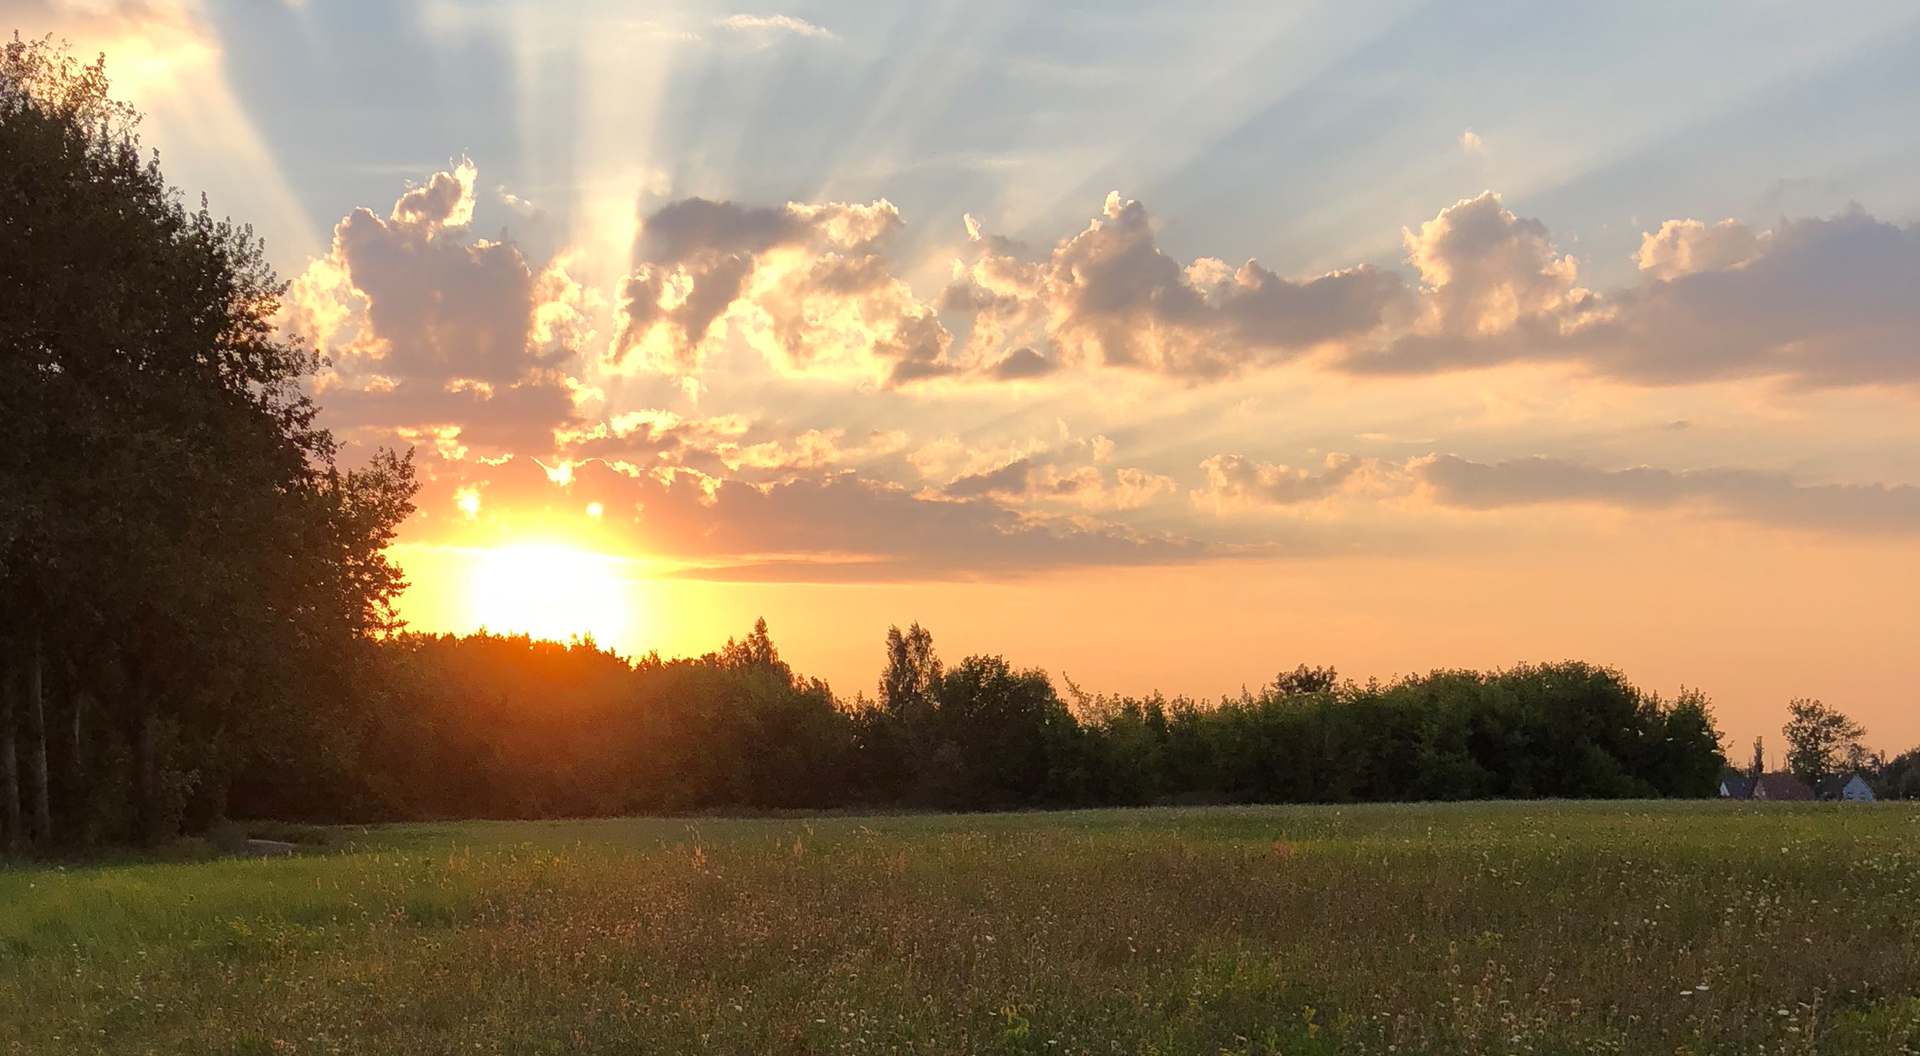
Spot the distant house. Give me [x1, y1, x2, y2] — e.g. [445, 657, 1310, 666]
[1750, 772, 1816, 801]
[1815, 773, 1876, 802]
[1719, 775, 1751, 799]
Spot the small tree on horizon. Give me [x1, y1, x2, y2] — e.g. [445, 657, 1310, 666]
[1270, 664, 1339, 697]
[1782, 698, 1867, 788]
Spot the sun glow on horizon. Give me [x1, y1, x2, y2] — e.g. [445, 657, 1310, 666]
[469, 544, 634, 647]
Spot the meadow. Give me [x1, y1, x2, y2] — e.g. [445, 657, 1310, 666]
[3, 802, 1919, 1055]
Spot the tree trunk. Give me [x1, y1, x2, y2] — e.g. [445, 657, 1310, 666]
[2, 673, 20, 855]
[130, 696, 159, 846]
[27, 641, 51, 845]
[66, 682, 87, 842]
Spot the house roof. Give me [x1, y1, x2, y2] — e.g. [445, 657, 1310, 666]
[1753, 772, 1815, 801]
[1720, 776, 1751, 798]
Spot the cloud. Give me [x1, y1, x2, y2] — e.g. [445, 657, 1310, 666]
[1192, 453, 1384, 512]
[1348, 197, 1920, 389]
[1346, 192, 1597, 374]
[943, 457, 1178, 511]
[290, 161, 590, 453]
[419, 457, 1216, 580]
[1414, 454, 1920, 533]
[1186, 448, 1920, 537]
[1634, 218, 1759, 281]
[612, 197, 955, 386]
[1589, 209, 1920, 387]
[607, 187, 1920, 394]
[495, 185, 543, 221]
[1402, 192, 1590, 337]
[943, 458, 1035, 499]
[947, 193, 1411, 380]
[1459, 129, 1484, 154]
[558, 408, 752, 472]
[986, 347, 1057, 380]
[715, 13, 835, 39]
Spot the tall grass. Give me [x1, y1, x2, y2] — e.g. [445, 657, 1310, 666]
[4, 802, 1918, 1054]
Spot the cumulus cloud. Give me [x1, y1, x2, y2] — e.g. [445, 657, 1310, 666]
[291, 160, 590, 452]
[611, 197, 955, 386]
[946, 193, 1411, 379]
[1413, 454, 1920, 533]
[1589, 210, 1920, 387]
[1402, 192, 1590, 337]
[1346, 192, 1598, 374]
[1349, 197, 1920, 389]
[606, 186, 1920, 393]
[1634, 218, 1760, 281]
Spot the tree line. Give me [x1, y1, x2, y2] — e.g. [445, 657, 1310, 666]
[216, 621, 1729, 825]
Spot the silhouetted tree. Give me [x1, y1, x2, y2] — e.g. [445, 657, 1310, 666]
[2, 37, 416, 848]
[1873, 749, 1920, 801]
[880, 623, 941, 718]
[1271, 664, 1338, 696]
[1783, 698, 1867, 787]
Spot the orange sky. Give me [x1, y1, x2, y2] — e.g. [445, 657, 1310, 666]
[394, 517, 1920, 755]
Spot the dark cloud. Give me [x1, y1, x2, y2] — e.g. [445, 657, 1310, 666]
[612, 198, 807, 366]
[987, 347, 1056, 380]
[637, 197, 810, 265]
[944, 458, 1033, 499]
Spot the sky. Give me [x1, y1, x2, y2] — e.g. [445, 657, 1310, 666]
[12, 0, 1920, 755]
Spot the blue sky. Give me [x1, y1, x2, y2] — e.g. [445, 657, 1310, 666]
[70, 0, 1917, 282]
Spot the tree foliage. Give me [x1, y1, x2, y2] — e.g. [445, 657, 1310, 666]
[256, 621, 1729, 824]
[1874, 749, 1920, 801]
[1782, 697, 1867, 787]
[0, 37, 416, 850]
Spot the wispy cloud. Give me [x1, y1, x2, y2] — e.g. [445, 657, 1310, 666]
[715, 13, 835, 39]
[1414, 455, 1920, 535]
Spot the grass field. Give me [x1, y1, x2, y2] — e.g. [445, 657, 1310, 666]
[3, 803, 1919, 1055]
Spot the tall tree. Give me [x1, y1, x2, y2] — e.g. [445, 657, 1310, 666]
[880, 623, 940, 718]
[2, 36, 417, 846]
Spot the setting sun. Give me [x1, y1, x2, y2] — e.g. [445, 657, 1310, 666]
[470, 545, 633, 646]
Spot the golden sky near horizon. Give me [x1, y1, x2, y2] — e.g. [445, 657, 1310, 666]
[13, 0, 1920, 754]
